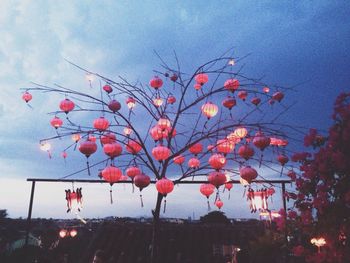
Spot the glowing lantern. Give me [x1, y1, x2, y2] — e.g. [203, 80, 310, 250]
[224, 79, 240, 92]
[222, 96, 236, 110]
[277, 154, 289, 166]
[189, 143, 203, 155]
[234, 127, 248, 139]
[156, 177, 174, 196]
[263, 87, 270, 93]
[79, 140, 97, 158]
[251, 97, 261, 106]
[59, 99, 75, 114]
[152, 145, 171, 161]
[126, 97, 136, 109]
[240, 177, 249, 186]
[103, 84, 113, 94]
[310, 237, 326, 253]
[272, 91, 284, 102]
[124, 126, 132, 136]
[200, 183, 215, 210]
[40, 142, 52, 158]
[59, 229, 67, 238]
[108, 100, 121, 112]
[173, 155, 185, 165]
[238, 144, 255, 160]
[216, 139, 234, 155]
[158, 117, 171, 130]
[150, 76, 163, 89]
[201, 102, 218, 119]
[103, 143, 122, 159]
[208, 171, 226, 188]
[22, 92, 32, 103]
[240, 166, 258, 184]
[102, 165, 122, 184]
[93, 117, 109, 132]
[50, 116, 63, 129]
[188, 157, 200, 169]
[69, 229, 78, 238]
[126, 166, 141, 179]
[126, 140, 142, 154]
[253, 132, 271, 151]
[208, 154, 227, 170]
[71, 133, 81, 142]
[86, 73, 94, 82]
[153, 97, 163, 107]
[215, 199, 223, 209]
[170, 74, 178, 82]
[237, 90, 248, 101]
[65, 188, 82, 213]
[228, 59, 235, 66]
[194, 83, 202, 90]
[167, 96, 176, 104]
[195, 73, 209, 85]
[100, 133, 116, 145]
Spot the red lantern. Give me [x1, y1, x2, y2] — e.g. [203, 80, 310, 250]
[238, 144, 255, 160]
[240, 166, 258, 184]
[69, 229, 78, 238]
[93, 117, 110, 132]
[287, 170, 297, 180]
[272, 91, 284, 102]
[167, 96, 176, 104]
[50, 116, 63, 129]
[59, 99, 75, 114]
[152, 145, 170, 161]
[277, 154, 289, 166]
[22, 92, 32, 103]
[150, 76, 163, 89]
[188, 157, 200, 169]
[126, 97, 136, 109]
[200, 184, 215, 198]
[208, 171, 226, 188]
[126, 140, 142, 154]
[189, 143, 203, 155]
[194, 83, 202, 90]
[173, 155, 185, 165]
[134, 173, 151, 191]
[224, 79, 240, 92]
[103, 143, 122, 159]
[216, 139, 234, 155]
[170, 74, 178, 82]
[253, 132, 271, 151]
[156, 177, 174, 196]
[195, 73, 209, 85]
[158, 117, 171, 130]
[225, 182, 233, 191]
[150, 125, 163, 141]
[103, 84, 113, 94]
[208, 154, 227, 170]
[201, 102, 218, 119]
[78, 140, 97, 158]
[108, 100, 121, 112]
[100, 133, 116, 145]
[62, 151, 68, 159]
[237, 90, 248, 101]
[215, 199, 223, 209]
[222, 96, 236, 110]
[101, 165, 122, 184]
[153, 98, 163, 107]
[263, 86, 270, 93]
[251, 97, 261, 106]
[88, 135, 96, 142]
[126, 166, 141, 179]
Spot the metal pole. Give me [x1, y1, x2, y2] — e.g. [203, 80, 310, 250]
[25, 181, 36, 246]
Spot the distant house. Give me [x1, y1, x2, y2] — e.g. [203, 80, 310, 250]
[8, 233, 41, 251]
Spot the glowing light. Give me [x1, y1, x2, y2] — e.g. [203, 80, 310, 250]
[40, 142, 51, 151]
[86, 73, 94, 82]
[228, 59, 235, 66]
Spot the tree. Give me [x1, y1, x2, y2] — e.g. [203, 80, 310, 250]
[23, 51, 299, 262]
[285, 93, 350, 262]
[200, 211, 231, 224]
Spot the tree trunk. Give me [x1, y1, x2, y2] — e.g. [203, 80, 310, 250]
[150, 193, 163, 263]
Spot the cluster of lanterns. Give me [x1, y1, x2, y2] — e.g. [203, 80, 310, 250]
[59, 228, 78, 238]
[23, 63, 291, 216]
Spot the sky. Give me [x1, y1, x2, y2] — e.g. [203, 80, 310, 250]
[0, 1, 349, 219]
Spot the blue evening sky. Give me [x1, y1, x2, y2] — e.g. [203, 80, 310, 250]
[0, 1, 349, 219]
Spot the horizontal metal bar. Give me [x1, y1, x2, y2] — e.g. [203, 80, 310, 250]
[27, 178, 292, 184]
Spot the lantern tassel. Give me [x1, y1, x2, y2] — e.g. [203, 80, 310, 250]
[86, 160, 91, 176]
[163, 199, 167, 214]
[207, 199, 211, 211]
[132, 182, 135, 193]
[280, 166, 284, 177]
[228, 190, 231, 200]
[26, 103, 33, 109]
[140, 194, 144, 208]
[110, 189, 113, 204]
[259, 152, 263, 168]
[47, 150, 52, 159]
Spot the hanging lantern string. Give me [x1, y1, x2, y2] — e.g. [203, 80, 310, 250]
[132, 181, 135, 193]
[163, 198, 167, 214]
[207, 198, 211, 212]
[140, 194, 144, 208]
[228, 190, 231, 200]
[110, 187, 113, 204]
[86, 159, 91, 176]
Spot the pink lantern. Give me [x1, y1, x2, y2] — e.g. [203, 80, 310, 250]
[78, 140, 97, 158]
[195, 73, 209, 85]
[126, 97, 136, 109]
[207, 171, 226, 188]
[201, 102, 218, 119]
[238, 144, 255, 160]
[263, 87, 270, 93]
[215, 199, 224, 209]
[50, 116, 63, 129]
[103, 143, 122, 159]
[224, 79, 240, 92]
[188, 157, 200, 169]
[126, 140, 142, 155]
[156, 177, 174, 196]
[237, 90, 248, 101]
[103, 84, 113, 94]
[101, 165, 122, 185]
[152, 145, 171, 161]
[173, 155, 185, 165]
[126, 166, 141, 179]
[208, 154, 227, 170]
[194, 83, 202, 90]
[59, 98, 75, 114]
[158, 117, 171, 130]
[167, 96, 176, 104]
[22, 92, 32, 103]
[108, 100, 121, 112]
[100, 133, 116, 145]
[189, 143, 203, 155]
[216, 139, 234, 155]
[253, 131, 271, 151]
[93, 117, 110, 132]
[150, 76, 163, 89]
